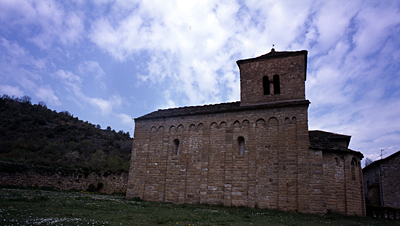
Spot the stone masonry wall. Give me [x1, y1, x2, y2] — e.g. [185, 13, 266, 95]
[323, 152, 365, 215]
[380, 153, 400, 208]
[0, 162, 127, 194]
[363, 164, 381, 206]
[126, 103, 335, 214]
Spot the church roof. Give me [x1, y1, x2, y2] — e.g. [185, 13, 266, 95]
[236, 48, 308, 80]
[136, 100, 310, 120]
[309, 130, 363, 157]
[309, 130, 351, 147]
[236, 48, 307, 65]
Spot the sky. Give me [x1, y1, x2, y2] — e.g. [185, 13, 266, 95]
[1, 0, 399, 167]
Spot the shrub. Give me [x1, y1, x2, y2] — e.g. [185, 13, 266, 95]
[87, 184, 96, 192]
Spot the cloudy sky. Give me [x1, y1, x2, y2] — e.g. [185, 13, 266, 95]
[1, 0, 399, 166]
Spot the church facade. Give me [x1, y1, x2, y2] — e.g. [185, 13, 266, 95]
[126, 49, 365, 215]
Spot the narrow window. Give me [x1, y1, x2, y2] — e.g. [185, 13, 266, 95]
[173, 139, 180, 155]
[263, 76, 270, 95]
[238, 136, 245, 155]
[351, 158, 357, 180]
[273, 75, 280, 94]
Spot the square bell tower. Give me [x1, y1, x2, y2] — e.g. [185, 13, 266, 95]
[237, 49, 308, 106]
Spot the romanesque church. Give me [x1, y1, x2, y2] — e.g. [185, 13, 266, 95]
[126, 49, 365, 215]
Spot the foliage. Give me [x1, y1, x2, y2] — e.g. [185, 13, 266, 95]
[0, 94, 132, 172]
[0, 188, 397, 226]
[87, 184, 97, 192]
[365, 158, 374, 167]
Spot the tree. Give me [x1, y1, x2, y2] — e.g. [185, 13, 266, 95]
[365, 158, 373, 167]
[1, 94, 10, 99]
[21, 95, 31, 104]
[38, 101, 47, 108]
[106, 126, 111, 131]
[106, 155, 124, 172]
[62, 111, 71, 116]
[63, 150, 80, 164]
[89, 150, 106, 170]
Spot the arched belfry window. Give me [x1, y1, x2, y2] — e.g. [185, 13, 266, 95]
[273, 75, 280, 94]
[238, 136, 245, 155]
[173, 139, 180, 155]
[263, 76, 270, 95]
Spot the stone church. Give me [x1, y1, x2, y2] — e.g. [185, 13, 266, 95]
[126, 49, 365, 215]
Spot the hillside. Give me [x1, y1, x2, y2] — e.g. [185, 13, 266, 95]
[0, 95, 132, 172]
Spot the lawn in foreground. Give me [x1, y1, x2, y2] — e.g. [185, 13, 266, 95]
[0, 188, 397, 226]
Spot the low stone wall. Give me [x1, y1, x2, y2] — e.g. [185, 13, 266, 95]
[0, 161, 127, 194]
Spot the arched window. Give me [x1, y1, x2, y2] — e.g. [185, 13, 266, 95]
[238, 136, 245, 155]
[173, 139, 180, 155]
[263, 76, 270, 95]
[273, 75, 280, 94]
[351, 158, 357, 180]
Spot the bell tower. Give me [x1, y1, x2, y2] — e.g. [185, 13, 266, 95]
[237, 49, 308, 106]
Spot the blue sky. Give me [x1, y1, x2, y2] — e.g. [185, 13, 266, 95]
[1, 0, 400, 166]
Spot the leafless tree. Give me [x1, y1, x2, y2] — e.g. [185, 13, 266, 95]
[365, 158, 373, 167]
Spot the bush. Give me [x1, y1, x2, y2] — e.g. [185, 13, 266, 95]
[97, 182, 104, 190]
[130, 197, 142, 202]
[87, 184, 96, 192]
[106, 155, 124, 172]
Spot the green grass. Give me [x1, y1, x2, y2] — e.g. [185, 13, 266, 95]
[0, 188, 397, 226]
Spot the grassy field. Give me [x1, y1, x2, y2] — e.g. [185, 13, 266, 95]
[0, 188, 398, 226]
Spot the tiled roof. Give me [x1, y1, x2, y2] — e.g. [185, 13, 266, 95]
[236, 48, 308, 65]
[236, 48, 308, 80]
[136, 100, 310, 120]
[309, 130, 362, 157]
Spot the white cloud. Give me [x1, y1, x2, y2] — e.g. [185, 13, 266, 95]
[0, 37, 61, 105]
[89, 1, 247, 107]
[0, 38, 27, 58]
[89, 97, 112, 115]
[36, 85, 61, 106]
[0, 0, 84, 49]
[117, 113, 132, 125]
[55, 69, 82, 84]
[352, 4, 400, 57]
[56, 68, 125, 116]
[307, 0, 361, 54]
[87, 94, 123, 116]
[88, 1, 326, 108]
[0, 85, 24, 97]
[78, 61, 105, 78]
[0, 38, 46, 69]
[301, 1, 400, 161]
[78, 61, 107, 90]
[52, 67, 125, 116]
